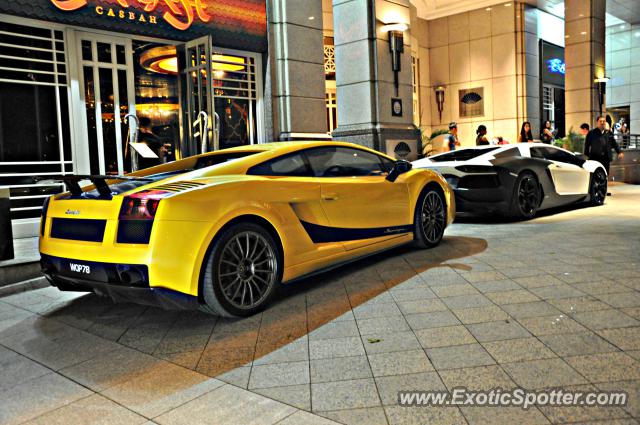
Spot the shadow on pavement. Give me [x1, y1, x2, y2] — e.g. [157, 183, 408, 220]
[28, 236, 487, 379]
[455, 202, 600, 224]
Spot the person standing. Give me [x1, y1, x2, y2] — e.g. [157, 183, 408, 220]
[541, 120, 554, 144]
[518, 121, 533, 143]
[585, 116, 624, 195]
[613, 117, 625, 135]
[475, 125, 489, 146]
[446, 122, 460, 151]
[137, 117, 168, 169]
[579, 123, 590, 137]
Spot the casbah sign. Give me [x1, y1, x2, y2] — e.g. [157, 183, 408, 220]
[50, 0, 210, 31]
[0, 0, 267, 50]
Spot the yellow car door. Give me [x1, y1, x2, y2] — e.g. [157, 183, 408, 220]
[304, 146, 411, 251]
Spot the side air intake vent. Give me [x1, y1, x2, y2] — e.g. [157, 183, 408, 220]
[151, 181, 205, 193]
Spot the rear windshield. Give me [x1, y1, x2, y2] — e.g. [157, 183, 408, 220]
[430, 147, 499, 162]
[194, 151, 260, 169]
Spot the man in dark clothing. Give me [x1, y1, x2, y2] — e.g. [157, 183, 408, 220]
[584, 116, 623, 174]
[137, 117, 167, 170]
[446, 122, 460, 151]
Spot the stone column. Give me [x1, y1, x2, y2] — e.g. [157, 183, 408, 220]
[266, 0, 327, 140]
[564, 0, 606, 131]
[332, 0, 419, 155]
[517, 4, 541, 138]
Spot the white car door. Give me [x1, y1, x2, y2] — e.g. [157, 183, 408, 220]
[532, 146, 590, 195]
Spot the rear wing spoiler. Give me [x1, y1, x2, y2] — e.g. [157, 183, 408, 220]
[34, 175, 153, 199]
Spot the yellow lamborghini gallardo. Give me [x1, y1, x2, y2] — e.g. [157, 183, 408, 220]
[39, 141, 455, 317]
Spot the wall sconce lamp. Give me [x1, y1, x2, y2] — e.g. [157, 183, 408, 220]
[594, 76, 609, 113]
[434, 85, 446, 121]
[382, 23, 409, 96]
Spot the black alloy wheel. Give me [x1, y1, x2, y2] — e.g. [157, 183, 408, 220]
[589, 168, 607, 206]
[414, 187, 446, 248]
[511, 172, 541, 219]
[202, 222, 281, 317]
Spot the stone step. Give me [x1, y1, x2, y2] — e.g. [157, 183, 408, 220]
[0, 260, 42, 287]
[0, 237, 41, 288]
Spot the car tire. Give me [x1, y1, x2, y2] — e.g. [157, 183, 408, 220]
[509, 171, 541, 219]
[413, 185, 447, 249]
[589, 168, 607, 206]
[202, 222, 281, 317]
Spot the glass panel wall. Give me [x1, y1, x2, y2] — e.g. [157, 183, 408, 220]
[0, 20, 70, 220]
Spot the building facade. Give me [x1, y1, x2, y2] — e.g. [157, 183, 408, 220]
[0, 0, 267, 237]
[1, 0, 637, 238]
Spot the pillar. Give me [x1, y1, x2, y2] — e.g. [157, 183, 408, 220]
[564, 0, 606, 131]
[266, 0, 328, 140]
[332, 0, 419, 154]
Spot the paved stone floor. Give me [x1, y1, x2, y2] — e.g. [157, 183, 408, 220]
[1, 184, 639, 425]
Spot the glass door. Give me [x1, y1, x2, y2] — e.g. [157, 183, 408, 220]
[179, 36, 215, 158]
[76, 32, 135, 175]
[178, 37, 261, 157]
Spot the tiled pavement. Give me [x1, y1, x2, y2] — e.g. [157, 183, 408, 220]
[0, 184, 639, 425]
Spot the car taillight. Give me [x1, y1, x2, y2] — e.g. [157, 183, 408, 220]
[119, 190, 170, 221]
[40, 196, 51, 236]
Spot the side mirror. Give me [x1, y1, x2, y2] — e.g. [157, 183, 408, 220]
[386, 159, 412, 182]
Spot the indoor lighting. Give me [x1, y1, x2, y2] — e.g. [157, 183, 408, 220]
[381, 23, 409, 33]
[381, 22, 409, 96]
[140, 46, 245, 75]
[594, 76, 610, 113]
[486, 7, 492, 11]
[434, 85, 446, 121]
[504, 3, 511, 6]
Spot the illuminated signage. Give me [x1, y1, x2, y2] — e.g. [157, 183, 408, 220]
[0, 0, 267, 51]
[50, 0, 210, 30]
[546, 58, 565, 75]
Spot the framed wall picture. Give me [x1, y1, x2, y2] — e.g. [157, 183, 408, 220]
[391, 98, 403, 117]
[458, 88, 484, 118]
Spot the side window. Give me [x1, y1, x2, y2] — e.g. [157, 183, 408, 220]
[306, 147, 385, 177]
[544, 147, 583, 166]
[493, 148, 520, 159]
[530, 147, 546, 159]
[247, 152, 312, 176]
[380, 156, 396, 172]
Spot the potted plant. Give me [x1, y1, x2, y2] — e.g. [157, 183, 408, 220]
[554, 127, 584, 154]
[420, 128, 449, 158]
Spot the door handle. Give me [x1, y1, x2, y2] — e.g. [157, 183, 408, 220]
[322, 193, 339, 201]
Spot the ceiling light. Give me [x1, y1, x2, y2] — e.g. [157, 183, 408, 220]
[139, 46, 245, 75]
[308, 16, 315, 20]
[486, 7, 492, 11]
[504, 3, 511, 6]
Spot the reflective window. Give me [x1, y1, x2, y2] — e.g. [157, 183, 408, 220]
[493, 148, 520, 159]
[530, 147, 546, 159]
[133, 40, 180, 170]
[430, 147, 499, 162]
[306, 147, 386, 177]
[194, 151, 259, 169]
[248, 153, 312, 177]
[0, 20, 71, 219]
[532, 146, 583, 166]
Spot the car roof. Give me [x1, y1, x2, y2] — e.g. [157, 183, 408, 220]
[200, 140, 395, 159]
